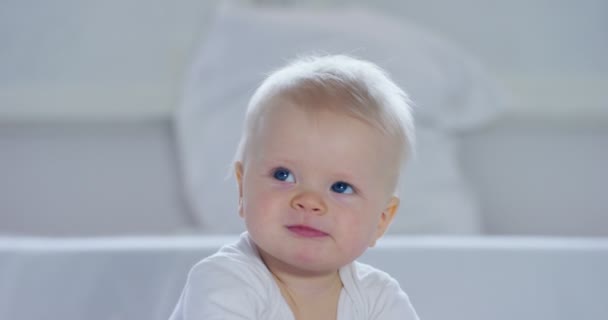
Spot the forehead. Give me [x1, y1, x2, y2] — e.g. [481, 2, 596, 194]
[249, 97, 400, 176]
[255, 95, 381, 144]
[275, 83, 375, 124]
[253, 89, 379, 136]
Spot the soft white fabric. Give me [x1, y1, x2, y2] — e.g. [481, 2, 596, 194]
[176, 4, 503, 234]
[169, 232, 419, 320]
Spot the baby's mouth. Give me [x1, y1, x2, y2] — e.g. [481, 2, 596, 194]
[286, 225, 329, 238]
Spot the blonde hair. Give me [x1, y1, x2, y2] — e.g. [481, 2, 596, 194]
[235, 54, 415, 168]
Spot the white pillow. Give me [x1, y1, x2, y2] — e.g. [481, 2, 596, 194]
[175, 4, 502, 234]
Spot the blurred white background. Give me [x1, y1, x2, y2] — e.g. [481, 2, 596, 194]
[0, 0, 607, 236]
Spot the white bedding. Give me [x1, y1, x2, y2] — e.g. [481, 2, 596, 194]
[1, 236, 607, 320]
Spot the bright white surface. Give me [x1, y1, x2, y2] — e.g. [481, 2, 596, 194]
[460, 121, 608, 237]
[0, 0, 218, 121]
[2, 234, 607, 251]
[0, 121, 193, 236]
[1, 236, 607, 320]
[1, 0, 606, 121]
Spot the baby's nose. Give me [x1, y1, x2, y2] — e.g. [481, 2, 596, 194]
[290, 191, 327, 215]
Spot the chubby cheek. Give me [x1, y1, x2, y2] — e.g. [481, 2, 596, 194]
[338, 214, 378, 256]
[242, 186, 278, 227]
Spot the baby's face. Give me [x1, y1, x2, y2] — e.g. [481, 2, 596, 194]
[235, 97, 400, 275]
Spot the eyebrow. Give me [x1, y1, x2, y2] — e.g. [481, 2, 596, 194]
[256, 155, 297, 168]
[327, 169, 359, 182]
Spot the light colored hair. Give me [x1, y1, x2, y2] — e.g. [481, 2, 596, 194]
[234, 54, 415, 170]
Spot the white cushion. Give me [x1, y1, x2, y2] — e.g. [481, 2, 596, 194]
[175, 4, 502, 234]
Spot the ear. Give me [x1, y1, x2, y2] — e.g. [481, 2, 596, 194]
[369, 196, 399, 247]
[234, 161, 245, 217]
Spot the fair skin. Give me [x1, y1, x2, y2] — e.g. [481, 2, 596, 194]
[235, 96, 401, 320]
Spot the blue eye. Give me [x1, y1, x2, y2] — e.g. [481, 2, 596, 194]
[273, 168, 295, 182]
[331, 181, 354, 194]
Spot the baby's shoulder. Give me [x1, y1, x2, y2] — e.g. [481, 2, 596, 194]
[343, 261, 419, 320]
[348, 261, 400, 289]
[187, 235, 269, 286]
[174, 236, 282, 319]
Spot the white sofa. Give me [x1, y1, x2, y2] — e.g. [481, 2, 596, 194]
[1, 235, 607, 320]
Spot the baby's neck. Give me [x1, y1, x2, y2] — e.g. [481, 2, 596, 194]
[272, 270, 343, 320]
[259, 248, 343, 320]
[272, 267, 342, 298]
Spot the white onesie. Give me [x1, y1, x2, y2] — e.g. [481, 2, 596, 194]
[169, 232, 419, 320]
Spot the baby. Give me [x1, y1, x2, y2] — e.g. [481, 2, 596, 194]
[169, 55, 419, 320]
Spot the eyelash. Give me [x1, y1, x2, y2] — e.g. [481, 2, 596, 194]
[270, 167, 355, 194]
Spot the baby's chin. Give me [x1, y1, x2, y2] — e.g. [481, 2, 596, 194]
[256, 242, 349, 277]
[284, 244, 365, 275]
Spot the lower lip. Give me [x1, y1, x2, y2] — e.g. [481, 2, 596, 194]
[287, 226, 328, 238]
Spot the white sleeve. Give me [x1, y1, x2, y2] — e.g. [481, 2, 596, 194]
[371, 279, 420, 320]
[169, 259, 266, 320]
